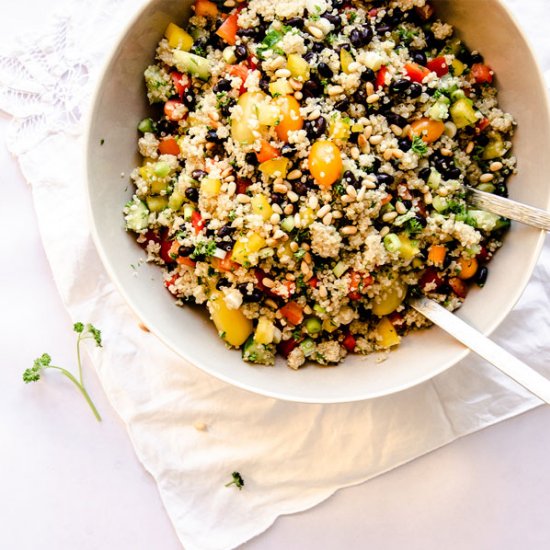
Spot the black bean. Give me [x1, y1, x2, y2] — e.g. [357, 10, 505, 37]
[360, 25, 373, 45]
[333, 0, 345, 9]
[377, 173, 395, 185]
[237, 28, 258, 38]
[495, 184, 508, 197]
[334, 99, 350, 112]
[322, 13, 341, 28]
[411, 51, 427, 66]
[475, 266, 488, 287]
[304, 116, 327, 139]
[407, 82, 423, 99]
[192, 169, 207, 180]
[157, 118, 178, 136]
[376, 23, 393, 35]
[234, 44, 248, 62]
[350, 29, 363, 48]
[185, 187, 199, 202]
[218, 240, 234, 252]
[470, 52, 484, 64]
[178, 245, 194, 257]
[361, 67, 376, 82]
[311, 41, 325, 53]
[447, 166, 462, 179]
[259, 78, 270, 93]
[385, 112, 408, 128]
[302, 79, 322, 99]
[271, 193, 285, 205]
[216, 278, 231, 290]
[244, 152, 258, 166]
[206, 129, 221, 142]
[214, 78, 232, 93]
[477, 134, 490, 146]
[220, 98, 235, 117]
[238, 283, 262, 303]
[218, 224, 235, 238]
[370, 158, 382, 173]
[398, 138, 411, 151]
[293, 181, 309, 196]
[354, 88, 368, 105]
[317, 62, 333, 78]
[419, 167, 432, 181]
[424, 30, 443, 51]
[281, 144, 296, 156]
[303, 51, 316, 63]
[391, 78, 412, 94]
[286, 17, 304, 29]
[343, 170, 359, 189]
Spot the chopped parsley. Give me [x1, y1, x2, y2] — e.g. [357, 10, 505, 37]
[294, 249, 306, 260]
[411, 135, 428, 156]
[191, 240, 217, 259]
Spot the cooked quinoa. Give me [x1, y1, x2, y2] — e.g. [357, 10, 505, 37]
[124, 0, 516, 368]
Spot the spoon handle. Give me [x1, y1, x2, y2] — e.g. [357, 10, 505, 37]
[467, 187, 550, 232]
[410, 297, 550, 404]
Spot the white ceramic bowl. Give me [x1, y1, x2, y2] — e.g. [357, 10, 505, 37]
[86, 0, 550, 403]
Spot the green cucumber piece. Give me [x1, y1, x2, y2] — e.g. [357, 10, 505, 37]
[468, 209, 501, 231]
[305, 317, 322, 335]
[125, 199, 149, 232]
[333, 261, 349, 278]
[383, 233, 401, 253]
[138, 117, 156, 133]
[173, 50, 211, 81]
[242, 336, 275, 365]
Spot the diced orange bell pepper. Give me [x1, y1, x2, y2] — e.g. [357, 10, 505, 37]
[405, 62, 431, 83]
[279, 301, 304, 325]
[212, 253, 238, 273]
[177, 256, 197, 268]
[194, 0, 218, 18]
[216, 11, 239, 45]
[256, 139, 281, 163]
[428, 244, 447, 266]
[158, 138, 180, 156]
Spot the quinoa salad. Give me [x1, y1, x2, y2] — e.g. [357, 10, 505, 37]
[124, 0, 516, 369]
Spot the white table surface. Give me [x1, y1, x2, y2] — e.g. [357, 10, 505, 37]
[2, 1, 550, 549]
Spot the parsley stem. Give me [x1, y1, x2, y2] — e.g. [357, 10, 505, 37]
[48, 365, 102, 422]
[76, 335, 83, 384]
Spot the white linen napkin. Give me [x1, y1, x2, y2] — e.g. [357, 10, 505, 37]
[2, 1, 549, 548]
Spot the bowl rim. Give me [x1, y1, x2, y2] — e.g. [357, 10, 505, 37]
[84, 0, 550, 403]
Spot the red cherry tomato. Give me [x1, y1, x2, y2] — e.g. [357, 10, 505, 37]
[278, 338, 298, 358]
[342, 333, 356, 353]
[164, 100, 187, 122]
[171, 72, 190, 98]
[216, 11, 239, 45]
[376, 65, 389, 90]
[191, 211, 205, 234]
[471, 63, 494, 84]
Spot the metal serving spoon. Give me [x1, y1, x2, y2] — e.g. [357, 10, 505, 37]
[466, 187, 550, 231]
[410, 297, 550, 405]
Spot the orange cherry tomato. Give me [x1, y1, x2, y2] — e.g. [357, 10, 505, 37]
[158, 138, 180, 156]
[164, 100, 187, 122]
[458, 257, 479, 280]
[216, 11, 239, 45]
[308, 140, 343, 188]
[404, 62, 431, 83]
[471, 63, 494, 84]
[410, 117, 445, 143]
[449, 277, 468, 298]
[256, 139, 280, 163]
[275, 95, 303, 142]
[279, 301, 304, 325]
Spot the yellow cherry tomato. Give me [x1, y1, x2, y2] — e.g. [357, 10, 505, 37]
[410, 117, 445, 143]
[275, 95, 303, 142]
[308, 140, 343, 188]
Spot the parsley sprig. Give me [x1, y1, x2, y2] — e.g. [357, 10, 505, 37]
[23, 323, 103, 421]
[411, 135, 428, 156]
[225, 471, 244, 490]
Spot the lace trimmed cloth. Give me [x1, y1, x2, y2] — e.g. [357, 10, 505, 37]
[1, 1, 549, 549]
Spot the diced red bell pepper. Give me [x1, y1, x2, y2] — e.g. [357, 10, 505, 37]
[216, 11, 239, 45]
[419, 267, 444, 292]
[405, 62, 431, 83]
[427, 56, 449, 77]
[348, 271, 374, 300]
[476, 117, 490, 132]
[376, 65, 389, 90]
[246, 56, 258, 71]
[307, 276, 319, 289]
[471, 63, 494, 84]
[342, 333, 356, 353]
[368, 8, 379, 18]
[158, 138, 180, 156]
[227, 63, 250, 95]
[388, 311, 405, 328]
[164, 273, 179, 289]
[278, 338, 299, 358]
[236, 177, 252, 195]
[171, 72, 190, 98]
[159, 239, 175, 264]
[191, 211, 205, 234]
[256, 139, 281, 163]
[279, 301, 304, 325]
[449, 277, 468, 298]
[164, 99, 187, 122]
